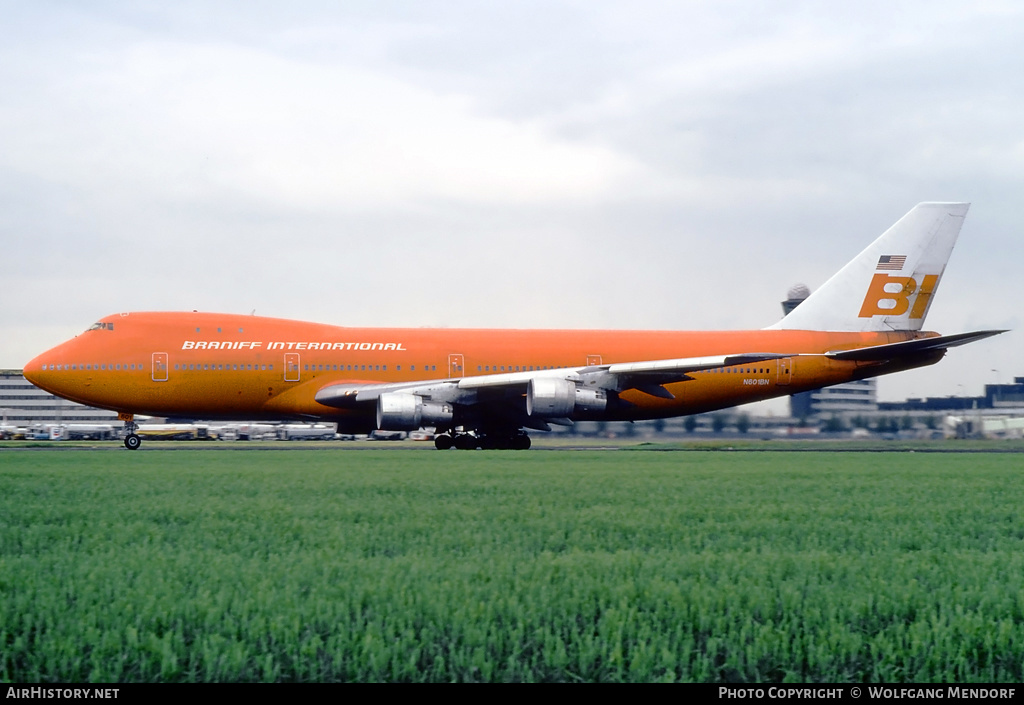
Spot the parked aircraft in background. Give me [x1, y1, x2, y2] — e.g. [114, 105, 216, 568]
[25, 203, 1004, 450]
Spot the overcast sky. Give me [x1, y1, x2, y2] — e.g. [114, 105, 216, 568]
[2, 1, 1020, 405]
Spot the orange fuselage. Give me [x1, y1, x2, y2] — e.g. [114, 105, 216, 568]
[25, 311, 940, 430]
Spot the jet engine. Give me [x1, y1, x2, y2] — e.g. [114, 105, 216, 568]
[526, 378, 607, 418]
[376, 393, 454, 431]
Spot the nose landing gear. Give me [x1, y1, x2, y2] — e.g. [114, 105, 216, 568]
[122, 417, 141, 450]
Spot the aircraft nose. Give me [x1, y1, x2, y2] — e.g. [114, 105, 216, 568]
[23, 351, 53, 391]
[24, 342, 76, 396]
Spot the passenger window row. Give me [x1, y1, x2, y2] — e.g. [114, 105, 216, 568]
[39, 363, 143, 371]
[174, 364, 273, 371]
[301, 364, 439, 373]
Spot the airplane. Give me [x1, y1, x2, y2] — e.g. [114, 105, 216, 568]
[24, 202, 1005, 451]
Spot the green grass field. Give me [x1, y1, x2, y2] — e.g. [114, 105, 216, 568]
[2, 449, 1023, 682]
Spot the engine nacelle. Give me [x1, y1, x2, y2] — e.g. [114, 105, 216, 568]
[376, 393, 454, 431]
[527, 378, 608, 418]
[573, 387, 608, 415]
[527, 378, 575, 417]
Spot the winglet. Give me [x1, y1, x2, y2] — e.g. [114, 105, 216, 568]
[768, 203, 970, 332]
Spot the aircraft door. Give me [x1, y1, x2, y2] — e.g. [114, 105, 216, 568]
[284, 353, 300, 382]
[777, 358, 793, 386]
[152, 353, 168, 382]
[586, 354, 603, 366]
[448, 354, 465, 379]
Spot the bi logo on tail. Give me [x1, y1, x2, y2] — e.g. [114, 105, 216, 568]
[858, 254, 938, 319]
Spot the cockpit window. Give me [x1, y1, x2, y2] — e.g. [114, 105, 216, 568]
[87, 322, 114, 332]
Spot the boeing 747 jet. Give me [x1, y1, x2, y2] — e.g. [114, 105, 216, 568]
[25, 203, 1004, 449]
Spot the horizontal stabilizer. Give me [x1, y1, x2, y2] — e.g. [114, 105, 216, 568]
[825, 330, 1006, 361]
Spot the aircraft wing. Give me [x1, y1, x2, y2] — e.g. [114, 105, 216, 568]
[313, 351, 790, 409]
[314, 331, 1007, 419]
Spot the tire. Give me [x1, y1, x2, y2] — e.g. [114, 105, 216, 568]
[124, 434, 141, 450]
[513, 434, 531, 450]
[454, 434, 478, 450]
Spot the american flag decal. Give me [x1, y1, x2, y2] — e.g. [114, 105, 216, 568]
[876, 255, 907, 271]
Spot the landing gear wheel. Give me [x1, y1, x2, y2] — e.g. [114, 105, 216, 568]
[121, 418, 141, 450]
[434, 434, 454, 450]
[513, 433, 531, 450]
[454, 433, 479, 450]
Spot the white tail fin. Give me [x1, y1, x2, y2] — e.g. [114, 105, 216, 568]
[767, 202, 970, 332]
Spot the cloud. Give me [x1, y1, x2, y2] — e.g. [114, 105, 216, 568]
[1, 40, 650, 216]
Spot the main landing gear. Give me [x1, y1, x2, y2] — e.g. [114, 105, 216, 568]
[122, 419, 141, 450]
[434, 430, 531, 450]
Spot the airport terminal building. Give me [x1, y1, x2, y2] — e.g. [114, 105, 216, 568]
[781, 285, 878, 418]
[1, 369, 120, 428]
